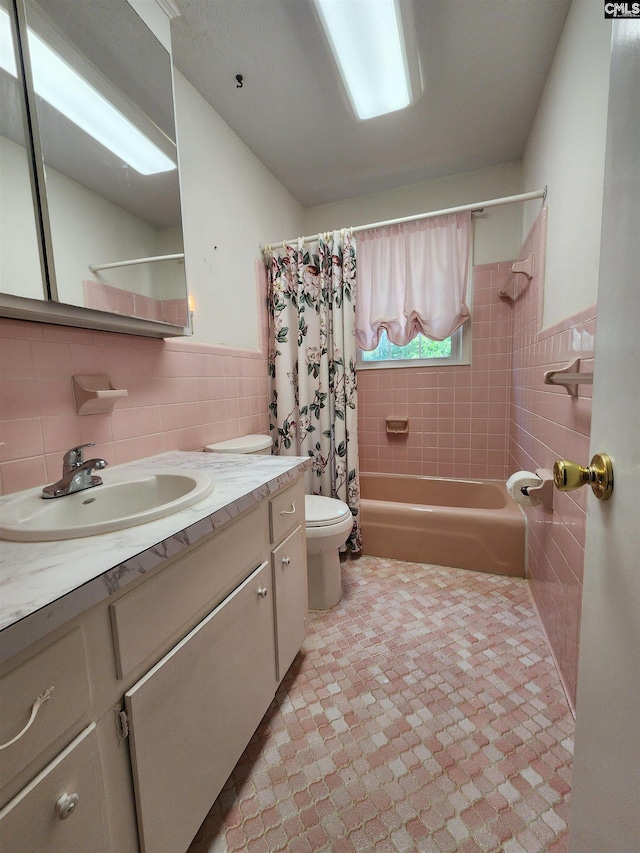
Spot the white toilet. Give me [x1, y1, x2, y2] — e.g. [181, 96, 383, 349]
[203, 435, 353, 609]
[304, 494, 353, 609]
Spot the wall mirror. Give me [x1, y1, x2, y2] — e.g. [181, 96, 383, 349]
[0, 0, 189, 335]
[0, 0, 46, 302]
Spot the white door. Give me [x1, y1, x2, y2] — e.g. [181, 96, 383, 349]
[568, 20, 640, 853]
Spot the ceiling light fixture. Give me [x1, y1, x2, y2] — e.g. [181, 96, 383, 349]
[313, 0, 422, 121]
[0, 6, 18, 76]
[0, 6, 176, 175]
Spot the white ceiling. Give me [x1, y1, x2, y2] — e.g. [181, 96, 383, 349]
[170, 0, 571, 208]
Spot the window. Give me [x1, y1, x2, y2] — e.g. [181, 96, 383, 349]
[357, 325, 468, 369]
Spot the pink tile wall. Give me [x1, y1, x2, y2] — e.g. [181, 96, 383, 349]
[162, 299, 189, 326]
[83, 281, 189, 325]
[508, 209, 595, 710]
[83, 280, 135, 316]
[0, 320, 270, 496]
[357, 262, 514, 481]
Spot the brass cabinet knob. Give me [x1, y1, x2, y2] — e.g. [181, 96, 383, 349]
[553, 453, 613, 500]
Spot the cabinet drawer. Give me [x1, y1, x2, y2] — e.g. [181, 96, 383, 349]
[110, 501, 269, 679]
[269, 479, 305, 543]
[125, 561, 277, 853]
[0, 723, 109, 853]
[0, 628, 91, 792]
[272, 525, 308, 681]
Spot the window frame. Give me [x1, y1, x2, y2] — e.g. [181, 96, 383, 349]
[356, 322, 471, 370]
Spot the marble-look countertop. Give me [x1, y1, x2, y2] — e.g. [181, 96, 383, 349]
[0, 451, 309, 662]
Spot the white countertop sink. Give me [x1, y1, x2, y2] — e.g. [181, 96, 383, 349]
[0, 469, 214, 541]
[0, 451, 310, 659]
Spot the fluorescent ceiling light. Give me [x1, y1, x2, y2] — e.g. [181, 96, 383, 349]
[314, 0, 420, 121]
[0, 6, 175, 175]
[0, 7, 18, 77]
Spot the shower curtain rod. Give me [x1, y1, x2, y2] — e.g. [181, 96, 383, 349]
[262, 187, 547, 252]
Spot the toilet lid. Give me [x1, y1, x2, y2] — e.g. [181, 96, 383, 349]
[204, 435, 271, 453]
[305, 495, 351, 527]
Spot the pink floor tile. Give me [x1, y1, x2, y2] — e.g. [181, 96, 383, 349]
[188, 556, 573, 853]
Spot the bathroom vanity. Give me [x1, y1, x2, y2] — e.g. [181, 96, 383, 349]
[0, 452, 309, 852]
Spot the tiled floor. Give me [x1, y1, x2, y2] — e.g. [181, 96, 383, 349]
[188, 556, 574, 853]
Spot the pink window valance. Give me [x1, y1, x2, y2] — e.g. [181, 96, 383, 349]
[356, 212, 471, 351]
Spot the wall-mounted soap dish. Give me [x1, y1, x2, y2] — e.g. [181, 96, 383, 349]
[386, 417, 409, 435]
[73, 375, 128, 415]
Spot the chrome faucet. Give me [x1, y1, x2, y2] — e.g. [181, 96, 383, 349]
[42, 443, 108, 499]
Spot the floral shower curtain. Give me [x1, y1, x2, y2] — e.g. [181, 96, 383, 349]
[266, 231, 361, 552]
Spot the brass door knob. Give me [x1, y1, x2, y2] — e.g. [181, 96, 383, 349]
[553, 453, 613, 500]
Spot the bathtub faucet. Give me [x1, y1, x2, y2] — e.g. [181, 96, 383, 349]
[42, 443, 108, 498]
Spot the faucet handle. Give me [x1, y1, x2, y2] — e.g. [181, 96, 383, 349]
[63, 443, 94, 472]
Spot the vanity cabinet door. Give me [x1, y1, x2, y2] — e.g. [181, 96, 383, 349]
[0, 723, 109, 853]
[272, 525, 308, 682]
[125, 561, 277, 853]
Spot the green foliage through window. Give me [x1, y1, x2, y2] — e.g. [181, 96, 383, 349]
[361, 330, 452, 362]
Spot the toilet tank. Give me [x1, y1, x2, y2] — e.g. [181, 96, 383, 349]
[204, 434, 272, 455]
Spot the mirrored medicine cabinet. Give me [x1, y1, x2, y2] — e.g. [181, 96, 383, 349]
[0, 0, 190, 337]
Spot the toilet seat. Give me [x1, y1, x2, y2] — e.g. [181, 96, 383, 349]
[305, 495, 351, 527]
